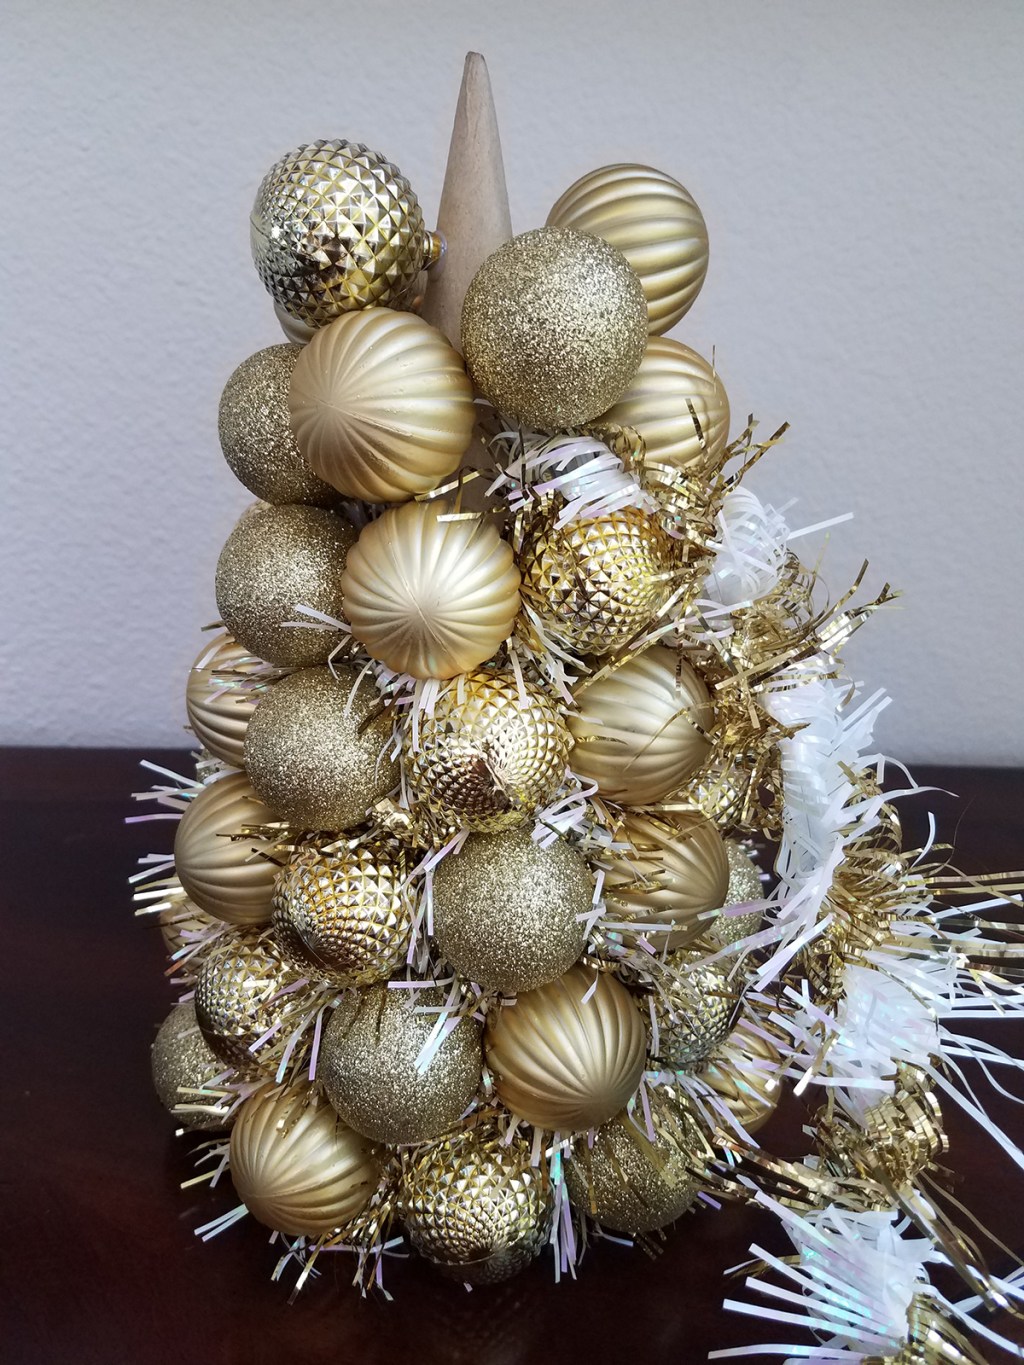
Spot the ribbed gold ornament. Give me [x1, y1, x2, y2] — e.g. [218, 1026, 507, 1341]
[400, 1123, 553, 1284]
[230, 1083, 381, 1238]
[272, 841, 415, 987]
[193, 929, 298, 1074]
[405, 668, 572, 832]
[250, 139, 440, 327]
[151, 1001, 232, 1131]
[648, 951, 737, 1070]
[517, 503, 672, 657]
[708, 841, 765, 947]
[173, 773, 280, 926]
[547, 163, 709, 335]
[185, 632, 278, 769]
[701, 1023, 782, 1137]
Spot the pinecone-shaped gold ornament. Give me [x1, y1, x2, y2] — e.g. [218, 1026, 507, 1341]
[193, 929, 302, 1075]
[648, 952, 737, 1070]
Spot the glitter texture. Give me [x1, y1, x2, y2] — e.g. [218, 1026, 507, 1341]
[151, 1000, 231, 1132]
[173, 772, 279, 925]
[648, 952, 736, 1070]
[431, 828, 592, 994]
[319, 984, 483, 1145]
[709, 840, 765, 946]
[194, 929, 298, 1074]
[461, 227, 648, 429]
[184, 632, 279, 769]
[565, 1110, 700, 1234]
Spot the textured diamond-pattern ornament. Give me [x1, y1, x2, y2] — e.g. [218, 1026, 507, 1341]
[194, 930, 299, 1074]
[272, 842, 415, 987]
[250, 140, 440, 328]
[405, 669, 572, 832]
[648, 951, 736, 1070]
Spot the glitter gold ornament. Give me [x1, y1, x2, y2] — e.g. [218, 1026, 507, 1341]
[151, 1001, 232, 1131]
[288, 308, 475, 503]
[547, 164, 709, 335]
[405, 668, 572, 832]
[341, 501, 521, 680]
[599, 337, 729, 477]
[400, 1122, 553, 1284]
[272, 841, 415, 987]
[214, 503, 356, 668]
[701, 1022, 782, 1137]
[185, 632, 279, 769]
[568, 646, 713, 805]
[604, 810, 729, 950]
[461, 227, 647, 429]
[564, 1108, 701, 1233]
[243, 666, 399, 831]
[193, 929, 301, 1074]
[430, 828, 592, 994]
[486, 965, 646, 1132]
[648, 952, 737, 1070]
[230, 1082, 380, 1238]
[708, 841, 765, 947]
[218, 345, 339, 507]
[517, 504, 672, 657]
[173, 773, 280, 925]
[250, 139, 441, 328]
[319, 984, 483, 1146]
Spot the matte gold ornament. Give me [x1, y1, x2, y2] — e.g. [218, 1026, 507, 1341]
[243, 666, 399, 831]
[230, 1082, 380, 1238]
[158, 885, 219, 959]
[250, 139, 441, 328]
[400, 1123, 553, 1284]
[517, 504, 672, 657]
[218, 345, 339, 507]
[405, 668, 572, 831]
[288, 308, 476, 503]
[341, 502, 521, 680]
[486, 965, 646, 1132]
[568, 646, 713, 805]
[599, 337, 730, 477]
[648, 952, 736, 1070]
[564, 1109, 700, 1233]
[430, 828, 592, 994]
[461, 227, 648, 429]
[604, 810, 729, 950]
[173, 773, 279, 925]
[319, 984, 483, 1145]
[193, 929, 298, 1074]
[185, 632, 278, 769]
[151, 1001, 232, 1131]
[701, 1023, 782, 1137]
[272, 841, 415, 987]
[547, 164, 709, 335]
[709, 841, 765, 947]
[214, 503, 356, 668]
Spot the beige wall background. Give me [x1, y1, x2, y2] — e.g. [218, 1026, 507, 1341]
[1, 0, 1021, 762]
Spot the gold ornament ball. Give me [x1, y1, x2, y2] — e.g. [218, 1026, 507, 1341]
[288, 308, 476, 503]
[648, 952, 737, 1070]
[548, 163, 709, 336]
[430, 828, 592, 995]
[599, 337, 730, 478]
[486, 965, 646, 1132]
[709, 841, 765, 947]
[214, 502, 356, 669]
[185, 632, 279, 769]
[243, 666, 399, 831]
[341, 502, 521, 680]
[517, 504, 672, 657]
[401, 1123, 553, 1284]
[604, 810, 729, 950]
[230, 1082, 380, 1238]
[194, 929, 300, 1075]
[272, 841, 415, 987]
[250, 139, 440, 328]
[568, 646, 713, 805]
[218, 345, 339, 507]
[319, 984, 483, 1146]
[173, 773, 279, 925]
[158, 895, 219, 962]
[151, 1001, 232, 1131]
[701, 1022, 783, 1137]
[405, 668, 572, 832]
[461, 227, 648, 430]
[564, 1109, 700, 1234]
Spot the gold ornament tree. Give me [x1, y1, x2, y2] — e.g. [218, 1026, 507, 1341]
[135, 54, 1024, 1359]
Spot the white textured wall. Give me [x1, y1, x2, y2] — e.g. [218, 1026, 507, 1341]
[1, 0, 1021, 762]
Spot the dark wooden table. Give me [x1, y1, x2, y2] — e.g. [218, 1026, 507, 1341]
[2, 749, 1022, 1365]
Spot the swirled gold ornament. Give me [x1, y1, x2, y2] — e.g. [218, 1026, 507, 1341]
[185, 632, 278, 769]
[319, 984, 483, 1146]
[151, 1001, 232, 1131]
[341, 502, 521, 680]
[599, 337, 729, 477]
[288, 308, 476, 503]
[400, 1123, 553, 1284]
[517, 504, 672, 656]
[230, 1082, 380, 1238]
[604, 810, 730, 950]
[214, 503, 356, 668]
[486, 965, 646, 1132]
[173, 773, 280, 925]
[701, 1022, 782, 1137]
[218, 345, 339, 507]
[547, 164, 709, 335]
[564, 1108, 701, 1233]
[568, 646, 713, 805]
[430, 828, 592, 995]
[272, 841, 415, 987]
[243, 666, 399, 831]
[193, 929, 299, 1074]
[648, 952, 737, 1070]
[708, 841, 765, 947]
[250, 139, 441, 328]
[405, 668, 572, 831]
[461, 227, 648, 429]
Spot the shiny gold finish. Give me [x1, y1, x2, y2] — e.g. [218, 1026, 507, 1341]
[648, 950, 736, 1069]
[193, 929, 298, 1074]
[173, 773, 279, 925]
